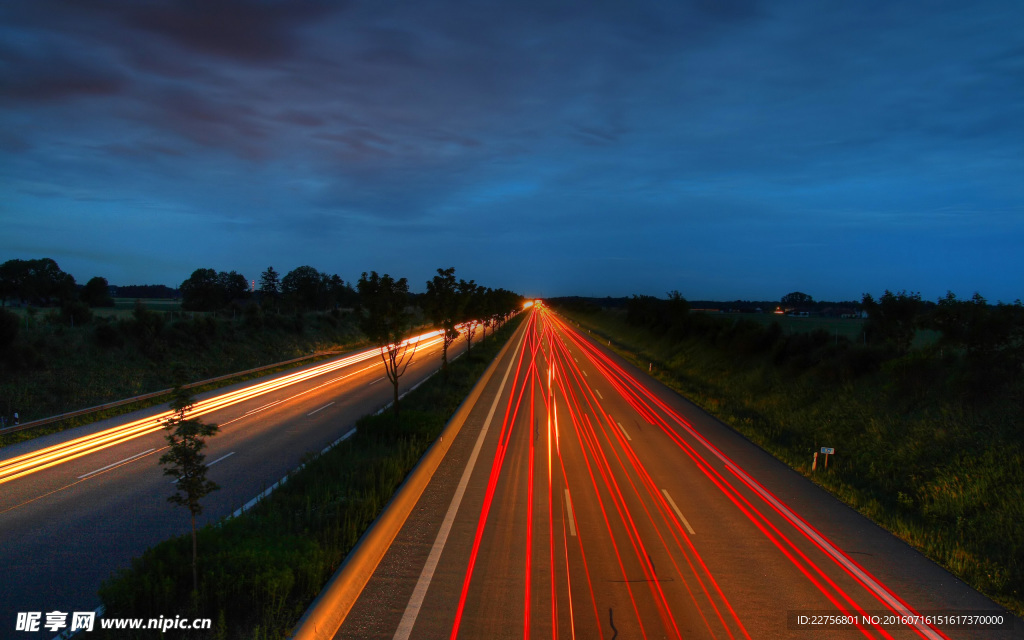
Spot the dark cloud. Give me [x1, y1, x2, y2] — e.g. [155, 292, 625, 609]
[1, 1, 1021, 299]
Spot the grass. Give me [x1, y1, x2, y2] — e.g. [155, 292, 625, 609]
[562, 307, 1023, 617]
[95, 316, 523, 639]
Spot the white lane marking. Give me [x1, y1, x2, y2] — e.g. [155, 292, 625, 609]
[662, 489, 696, 534]
[564, 489, 577, 537]
[394, 324, 528, 640]
[369, 376, 385, 385]
[170, 452, 234, 483]
[307, 401, 335, 416]
[616, 422, 632, 442]
[574, 357, 578, 363]
[78, 448, 155, 479]
[595, 389, 603, 400]
[582, 370, 587, 377]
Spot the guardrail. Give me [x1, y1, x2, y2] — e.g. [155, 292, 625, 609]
[289, 320, 524, 640]
[0, 350, 342, 436]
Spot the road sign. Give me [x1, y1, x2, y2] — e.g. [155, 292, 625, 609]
[821, 447, 835, 454]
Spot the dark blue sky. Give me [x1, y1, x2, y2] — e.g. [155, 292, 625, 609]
[2, 1, 1021, 302]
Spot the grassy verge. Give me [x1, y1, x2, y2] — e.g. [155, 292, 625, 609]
[96, 316, 523, 639]
[562, 308, 1023, 616]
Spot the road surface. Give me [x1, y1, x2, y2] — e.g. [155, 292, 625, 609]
[335, 307, 1020, 640]
[0, 327, 496, 637]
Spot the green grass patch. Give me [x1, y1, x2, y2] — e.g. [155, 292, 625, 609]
[564, 308, 1023, 617]
[95, 316, 523, 639]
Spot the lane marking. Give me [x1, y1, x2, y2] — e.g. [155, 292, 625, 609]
[564, 489, 577, 537]
[582, 370, 587, 377]
[307, 401, 335, 416]
[369, 376, 385, 385]
[170, 452, 235, 483]
[662, 489, 696, 535]
[393, 324, 528, 640]
[616, 422, 632, 442]
[595, 389, 603, 400]
[208, 451, 235, 467]
[77, 448, 155, 479]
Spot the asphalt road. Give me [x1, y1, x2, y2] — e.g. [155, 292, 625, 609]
[337, 307, 1021, 640]
[0, 327, 493, 638]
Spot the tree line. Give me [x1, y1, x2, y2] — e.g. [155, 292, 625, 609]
[613, 288, 1024, 392]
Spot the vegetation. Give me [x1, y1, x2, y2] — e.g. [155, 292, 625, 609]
[357, 271, 416, 419]
[160, 384, 220, 600]
[0, 305, 364, 443]
[96, 314, 523, 639]
[555, 291, 1024, 615]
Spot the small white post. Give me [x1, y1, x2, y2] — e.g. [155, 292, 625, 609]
[812, 451, 818, 472]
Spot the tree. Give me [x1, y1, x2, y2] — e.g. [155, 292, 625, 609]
[81, 276, 114, 307]
[424, 267, 462, 374]
[159, 385, 219, 599]
[218, 270, 250, 302]
[357, 271, 414, 418]
[282, 265, 329, 311]
[861, 290, 923, 353]
[180, 268, 223, 311]
[458, 279, 481, 355]
[0, 258, 76, 306]
[781, 291, 813, 308]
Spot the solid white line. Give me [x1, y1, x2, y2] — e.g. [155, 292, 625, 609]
[369, 377, 385, 385]
[171, 451, 235, 483]
[616, 422, 632, 442]
[307, 401, 335, 416]
[564, 489, 577, 537]
[595, 389, 603, 400]
[393, 325, 528, 640]
[78, 448, 155, 479]
[662, 489, 696, 534]
[208, 451, 235, 467]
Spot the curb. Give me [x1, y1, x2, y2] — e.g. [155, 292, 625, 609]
[290, 321, 525, 640]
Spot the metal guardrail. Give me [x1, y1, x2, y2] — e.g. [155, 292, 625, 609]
[0, 350, 341, 436]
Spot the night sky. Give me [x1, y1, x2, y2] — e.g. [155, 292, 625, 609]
[2, 1, 1021, 302]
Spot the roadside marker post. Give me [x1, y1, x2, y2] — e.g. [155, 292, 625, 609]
[820, 447, 835, 470]
[812, 451, 818, 472]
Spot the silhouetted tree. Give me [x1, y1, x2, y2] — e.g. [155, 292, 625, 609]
[424, 267, 462, 374]
[357, 271, 414, 418]
[159, 385, 219, 599]
[180, 268, 223, 311]
[861, 290, 922, 353]
[458, 279, 481, 355]
[781, 291, 813, 308]
[81, 276, 114, 307]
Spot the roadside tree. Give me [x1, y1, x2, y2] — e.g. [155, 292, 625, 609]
[159, 385, 219, 600]
[357, 271, 414, 418]
[424, 267, 461, 375]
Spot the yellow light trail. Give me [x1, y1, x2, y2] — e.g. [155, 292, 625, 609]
[0, 330, 446, 486]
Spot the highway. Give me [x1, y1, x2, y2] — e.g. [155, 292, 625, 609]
[0, 327, 489, 636]
[335, 307, 1020, 640]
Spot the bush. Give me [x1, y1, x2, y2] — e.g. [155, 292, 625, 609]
[0, 308, 18, 350]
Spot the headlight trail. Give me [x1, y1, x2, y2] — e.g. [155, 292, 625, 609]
[0, 330, 446, 486]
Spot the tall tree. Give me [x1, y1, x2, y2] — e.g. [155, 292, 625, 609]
[357, 271, 414, 418]
[424, 267, 461, 374]
[259, 266, 281, 311]
[282, 265, 328, 311]
[861, 290, 923, 353]
[180, 268, 223, 311]
[159, 386, 219, 599]
[458, 279, 480, 355]
[81, 276, 114, 307]
[218, 270, 250, 301]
